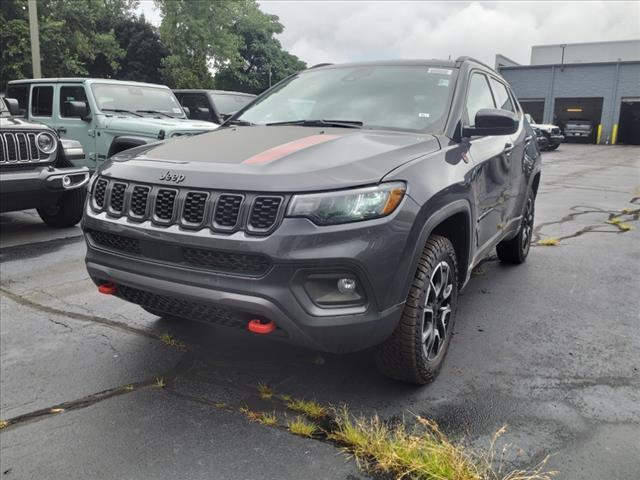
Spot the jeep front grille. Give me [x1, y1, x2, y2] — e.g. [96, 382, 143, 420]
[90, 177, 286, 235]
[0, 131, 51, 165]
[87, 229, 271, 276]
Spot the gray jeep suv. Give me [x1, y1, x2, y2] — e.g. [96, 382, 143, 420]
[82, 58, 541, 384]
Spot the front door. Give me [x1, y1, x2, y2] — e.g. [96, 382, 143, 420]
[464, 72, 514, 253]
[54, 84, 96, 169]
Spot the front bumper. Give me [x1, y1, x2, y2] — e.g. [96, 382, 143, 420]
[0, 165, 90, 212]
[548, 134, 564, 146]
[82, 199, 419, 353]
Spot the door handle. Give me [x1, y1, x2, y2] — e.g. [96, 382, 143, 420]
[503, 143, 514, 156]
[524, 135, 534, 144]
[57, 127, 67, 135]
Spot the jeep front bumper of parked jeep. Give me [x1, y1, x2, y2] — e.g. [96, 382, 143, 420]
[82, 177, 419, 353]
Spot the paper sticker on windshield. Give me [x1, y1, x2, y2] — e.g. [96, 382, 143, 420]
[172, 107, 183, 114]
[438, 79, 450, 87]
[428, 68, 453, 75]
[418, 113, 430, 118]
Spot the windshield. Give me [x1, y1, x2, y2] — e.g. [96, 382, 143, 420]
[237, 65, 457, 132]
[91, 84, 186, 118]
[211, 93, 254, 115]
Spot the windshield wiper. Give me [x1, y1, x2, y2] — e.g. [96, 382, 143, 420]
[136, 109, 175, 118]
[266, 119, 363, 129]
[224, 119, 255, 126]
[102, 108, 142, 117]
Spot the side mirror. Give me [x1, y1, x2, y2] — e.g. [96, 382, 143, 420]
[63, 101, 91, 121]
[463, 109, 518, 137]
[60, 138, 85, 162]
[182, 106, 191, 118]
[3, 98, 21, 116]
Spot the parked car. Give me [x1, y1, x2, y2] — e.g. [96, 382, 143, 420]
[0, 96, 89, 227]
[5, 79, 218, 171]
[563, 119, 594, 142]
[82, 58, 541, 384]
[524, 113, 563, 150]
[173, 89, 256, 124]
[532, 126, 550, 150]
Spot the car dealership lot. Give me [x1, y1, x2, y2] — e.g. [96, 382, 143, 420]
[1, 144, 639, 479]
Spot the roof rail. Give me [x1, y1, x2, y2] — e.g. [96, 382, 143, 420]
[309, 63, 333, 69]
[455, 56, 496, 72]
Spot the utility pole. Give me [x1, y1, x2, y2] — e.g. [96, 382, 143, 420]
[28, 0, 42, 78]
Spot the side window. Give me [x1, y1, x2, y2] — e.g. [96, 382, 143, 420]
[6, 85, 29, 115]
[489, 77, 515, 113]
[31, 86, 54, 117]
[60, 86, 89, 118]
[465, 73, 495, 126]
[179, 94, 212, 121]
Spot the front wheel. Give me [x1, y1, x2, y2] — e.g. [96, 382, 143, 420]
[546, 144, 559, 151]
[37, 189, 86, 228]
[496, 191, 535, 264]
[375, 235, 458, 385]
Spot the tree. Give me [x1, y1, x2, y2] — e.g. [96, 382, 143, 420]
[155, 0, 242, 88]
[214, 3, 306, 94]
[1, 0, 139, 84]
[114, 15, 167, 84]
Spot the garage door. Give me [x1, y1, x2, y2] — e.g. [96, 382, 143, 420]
[553, 97, 604, 144]
[617, 98, 640, 145]
[520, 100, 544, 124]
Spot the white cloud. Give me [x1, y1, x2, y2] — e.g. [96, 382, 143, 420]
[137, 1, 640, 66]
[258, 1, 640, 65]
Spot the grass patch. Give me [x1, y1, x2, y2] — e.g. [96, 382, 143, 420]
[240, 407, 278, 426]
[0, 420, 9, 430]
[286, 398, 328, 419]
[606, 218, 622, 225]
[155, 377, 166, 388]
[159, 333, 186, 349]
[537, 237, 559, 246]
[329, 407, 555, 480]
[287, 416, 317, 437]
[618, 223, 634, 231]
[257, 382, 274, 400]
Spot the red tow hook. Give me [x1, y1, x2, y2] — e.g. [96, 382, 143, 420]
[98, 282, 117, 295]
[247, 319, 276, 335]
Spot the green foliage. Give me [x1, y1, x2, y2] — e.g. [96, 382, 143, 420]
[1, 0, 304, 94]
[214, 2, 306, 93]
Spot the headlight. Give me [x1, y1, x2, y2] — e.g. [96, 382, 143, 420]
[36, 132, 57, 154]
[287, 182, 406, 225]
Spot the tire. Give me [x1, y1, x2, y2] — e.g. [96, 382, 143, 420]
[37, 188, 86, 228]
[496, 190, 535, 264]
[546, 144, 559, 151]
[375, 235, 458, 385]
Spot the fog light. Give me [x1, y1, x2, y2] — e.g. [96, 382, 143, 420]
[63, 175, 71, 187]
[337, 278, 356, 295]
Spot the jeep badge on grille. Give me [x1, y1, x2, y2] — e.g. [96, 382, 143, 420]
[159, 171, 185, 183]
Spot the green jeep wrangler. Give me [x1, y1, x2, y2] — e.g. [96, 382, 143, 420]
[6, 78, 218, 170]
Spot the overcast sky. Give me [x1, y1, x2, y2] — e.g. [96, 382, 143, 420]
[138, 1, 639, 66]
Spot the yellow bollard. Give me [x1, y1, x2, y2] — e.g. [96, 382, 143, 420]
[612, 124, 619, 145]
[596, 124, 602, 144]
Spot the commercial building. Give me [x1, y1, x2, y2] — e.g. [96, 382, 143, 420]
[497, 40, 640, 145]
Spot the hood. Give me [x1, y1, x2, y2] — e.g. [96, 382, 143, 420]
[0, 116, 54, 131]
[101, 115, 218, 136]
[102, 126, 441, 192]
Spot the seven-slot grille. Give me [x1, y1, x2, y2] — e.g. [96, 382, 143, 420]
[0, 131, 48, 164]
[91, 177, 285, 234]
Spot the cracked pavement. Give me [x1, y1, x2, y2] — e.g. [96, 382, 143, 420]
[1, 144, 639, 479]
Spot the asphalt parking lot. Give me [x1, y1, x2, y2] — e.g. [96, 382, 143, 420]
[1, 143, 639, 479]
